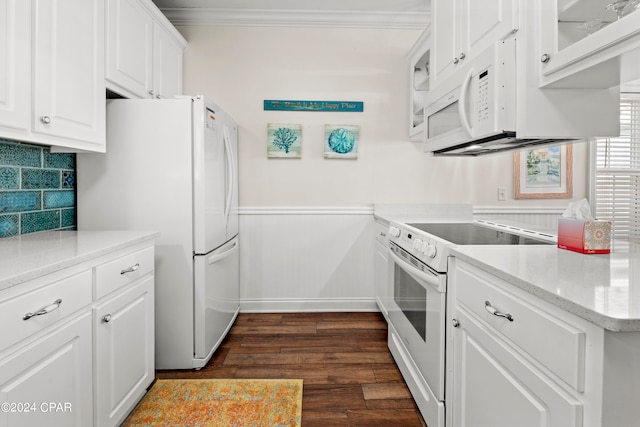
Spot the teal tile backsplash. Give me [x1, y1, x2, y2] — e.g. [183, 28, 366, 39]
[0, 139, 76, 238]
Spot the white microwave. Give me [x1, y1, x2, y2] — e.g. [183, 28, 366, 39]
[424, 40, 520, 156]
[423, 39, 621, 156]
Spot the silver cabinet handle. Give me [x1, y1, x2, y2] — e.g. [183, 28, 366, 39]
[120, 263, 140, 275]
[459, 52, 466, 60]
[540, 53, 551, 63]
[102, 314, 112, 323]
[148, 90, 155, 96]
[23, 299, 62, 320]
[41, 116, 51, 124]
[453, 57, 459, 64]
[452, 318, 460, 328]
[485, 300, 514, 322]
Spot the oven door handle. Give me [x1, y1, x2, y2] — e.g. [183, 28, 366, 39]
[389, 249, 445, 293]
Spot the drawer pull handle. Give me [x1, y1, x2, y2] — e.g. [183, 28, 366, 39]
[23, 299, 63, 321]
[120, 263, 140, 275]
[485, 300, 514, 322]
[102, 314, 112, 323]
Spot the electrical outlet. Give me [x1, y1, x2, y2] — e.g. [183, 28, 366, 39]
[497, 187, 507, 201]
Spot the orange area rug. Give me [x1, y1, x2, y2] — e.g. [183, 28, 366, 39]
[122, 378, 303, 427]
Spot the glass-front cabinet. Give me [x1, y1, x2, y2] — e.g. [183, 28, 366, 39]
[408, 28, 431, 142]
[537, 0, 640, 87]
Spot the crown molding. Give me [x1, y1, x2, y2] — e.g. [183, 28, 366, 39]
[160, 8, 430, 29]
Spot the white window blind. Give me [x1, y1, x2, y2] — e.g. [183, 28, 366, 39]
[593, 95, 640, 243]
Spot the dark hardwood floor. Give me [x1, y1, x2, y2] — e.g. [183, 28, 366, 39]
[157, 312, 427, 427]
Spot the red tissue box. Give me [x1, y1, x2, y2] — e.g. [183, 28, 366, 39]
[557, 218, 611, 254]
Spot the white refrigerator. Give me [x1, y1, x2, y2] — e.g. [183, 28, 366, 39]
[77, 96, 239, 369]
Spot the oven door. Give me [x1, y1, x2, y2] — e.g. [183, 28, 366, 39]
[388, 242, 446, 401]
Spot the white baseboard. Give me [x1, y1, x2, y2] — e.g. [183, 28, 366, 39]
[240, 298, 379, 313]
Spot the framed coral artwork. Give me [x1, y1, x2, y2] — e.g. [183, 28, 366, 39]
[514, 145, 573, 199]
[324, 124, 359, 159]
[267, 124, 302, 158]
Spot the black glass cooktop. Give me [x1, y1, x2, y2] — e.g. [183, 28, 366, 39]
[407, 223, 552, 246]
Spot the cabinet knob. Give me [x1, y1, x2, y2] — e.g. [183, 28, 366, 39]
[102, 314, 112, 323]
[155, 94, 161, 99]
[540, 53, 551, 63]
[40, 116, 51, 124]
[452, 318, 460, 328]
[459, 52, 466, 60]
[149, 90, 155, 96]
[453, 57, 459, 64]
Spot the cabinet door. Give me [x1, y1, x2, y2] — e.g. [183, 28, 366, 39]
[0, 312, 93, 427]
[431, 0, 458, 88]
[450, 306, 582, 427]
[153, 21, 183, 99]
[374, 239, 389, 318]
[0, 0, 29, 133]
[432, 0, 518, 88]
[538, 0, 640, 87]
[105, 0, 154, 99]
[94, 277, 154, 427]
[459, 0, 518, 60]
[32, 0, 105, 149]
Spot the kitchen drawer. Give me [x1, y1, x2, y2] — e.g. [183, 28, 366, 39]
[95, 246, 154, 300]
[454, 262, 586, 392]
[0, 270, 92, 352]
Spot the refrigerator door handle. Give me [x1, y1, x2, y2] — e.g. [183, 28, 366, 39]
[207, 239, 238, 265]
[223, 125, 235, 228]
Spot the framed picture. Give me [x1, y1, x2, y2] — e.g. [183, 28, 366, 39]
[267, 124, 302, 158]
[324, 124, 359, 159]
[514, 145, 572, 199]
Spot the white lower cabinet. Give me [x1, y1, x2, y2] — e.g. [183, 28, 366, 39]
[374, 219, 390, 319]
[452, 306, 582, 426]
[0, 312, 93, 427]
[0, 239, 156, 427]
[448, 258, 608, 427]
[94, 276, 154, 427]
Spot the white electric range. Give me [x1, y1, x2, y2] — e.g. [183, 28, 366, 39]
[385, 217, 556, 427]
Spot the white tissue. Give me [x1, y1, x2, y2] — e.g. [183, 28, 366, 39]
[561, 198, 594, 220]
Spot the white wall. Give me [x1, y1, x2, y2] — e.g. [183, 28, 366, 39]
[177, 25, 589, 311]
[178, 25, 589, 208]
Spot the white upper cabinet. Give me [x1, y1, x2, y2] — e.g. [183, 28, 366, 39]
[106, 0, 186, 100]
[0, 0, 30, 133]
[105, 0, 154, 99]
[408, 28, 430, 142]
[153, 20, 184, 100]
[33, 0, 105, 149]
[0, 0, 106, 152]
[537, 0, 640, 88]
[431, 0, 518, 88]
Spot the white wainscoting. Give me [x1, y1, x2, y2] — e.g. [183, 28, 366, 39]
[239, 206, 564, 313]
[239, 207, 377, 313]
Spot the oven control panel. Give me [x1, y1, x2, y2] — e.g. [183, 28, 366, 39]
[387, 222, 448, 273]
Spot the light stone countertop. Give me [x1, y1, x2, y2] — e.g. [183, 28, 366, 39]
[451, 244, 640, 332]
[0, 230, 160, 292]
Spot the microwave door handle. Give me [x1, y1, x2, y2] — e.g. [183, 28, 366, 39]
[388, 249, 442, 291]
[458, 68, 474, 136]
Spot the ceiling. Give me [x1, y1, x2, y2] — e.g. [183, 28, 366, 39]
[150, 0, 431, 29]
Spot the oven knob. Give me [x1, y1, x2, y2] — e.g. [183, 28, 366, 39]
[413, 238, 423, 250]
[424, 244, 437, 258]
[388, 226, 401, 238]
